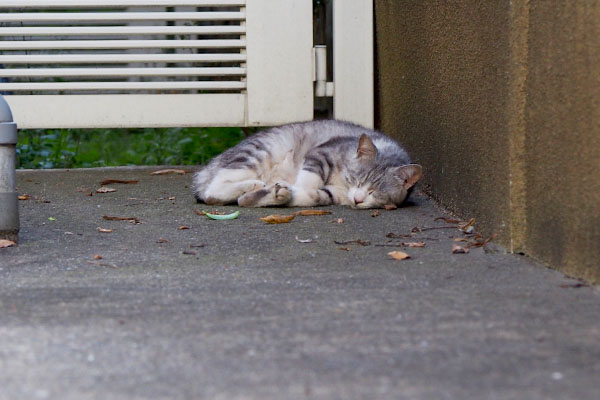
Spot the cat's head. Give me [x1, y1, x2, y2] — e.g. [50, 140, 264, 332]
[346, 134, 422, 209]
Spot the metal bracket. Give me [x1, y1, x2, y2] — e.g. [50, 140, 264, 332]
[313, 45, 334, 98]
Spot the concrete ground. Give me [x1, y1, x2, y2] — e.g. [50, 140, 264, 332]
[1, 167, 599, 400]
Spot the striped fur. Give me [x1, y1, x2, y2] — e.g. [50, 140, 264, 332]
[193, 120, 422, 208]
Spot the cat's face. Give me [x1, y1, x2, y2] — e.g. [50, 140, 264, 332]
[345, 135, 422, 209]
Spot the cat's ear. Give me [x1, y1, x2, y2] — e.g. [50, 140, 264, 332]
[357, 134, 378, 160]
[395, 164, 423, 189]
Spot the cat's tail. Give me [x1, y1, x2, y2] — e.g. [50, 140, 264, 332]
[192, 168, 211, 203]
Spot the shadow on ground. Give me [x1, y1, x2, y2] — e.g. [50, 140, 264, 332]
[1, 167, 599, 400]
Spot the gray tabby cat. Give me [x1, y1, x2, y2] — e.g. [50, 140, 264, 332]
[193, 120, 422, 208]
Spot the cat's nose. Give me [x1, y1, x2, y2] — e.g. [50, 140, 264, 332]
[354, 190, 367, 204]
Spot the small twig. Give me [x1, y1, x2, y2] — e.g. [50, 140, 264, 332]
[334, 239, 371, 246]
[411, 226, 458, 233]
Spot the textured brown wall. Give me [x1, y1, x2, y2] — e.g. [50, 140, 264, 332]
[375, 0, 600, 282]
[375, 0, 514, 243]
[525, 3, 600, 282]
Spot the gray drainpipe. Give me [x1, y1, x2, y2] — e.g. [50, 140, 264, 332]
[0, 95, 18, 243]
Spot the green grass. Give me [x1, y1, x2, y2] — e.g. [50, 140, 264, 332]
[16, 127, 248, 169]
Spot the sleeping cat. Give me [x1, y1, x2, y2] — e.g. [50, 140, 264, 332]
[193, 120, 422, 208]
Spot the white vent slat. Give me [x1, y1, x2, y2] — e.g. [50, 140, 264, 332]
[0, 81, 246, 91]
[0, 54, 246, 64]
[1, 67, 246, 78]
[0, 40, 246, 50]
[0, 12, 245, 22]
[0, 0, 245, 7]
[0, 26, 245, 36]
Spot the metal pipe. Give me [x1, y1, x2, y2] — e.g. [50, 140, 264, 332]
[0, 95, 18, 243]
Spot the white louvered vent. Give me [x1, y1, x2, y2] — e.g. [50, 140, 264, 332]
[0, 0, 372, 129]
[0, 0, 247, 95]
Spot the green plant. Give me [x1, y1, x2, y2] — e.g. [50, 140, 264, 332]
[17, 127, 248, 169]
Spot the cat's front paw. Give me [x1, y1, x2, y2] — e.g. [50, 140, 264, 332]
[274, 182, 292, 203]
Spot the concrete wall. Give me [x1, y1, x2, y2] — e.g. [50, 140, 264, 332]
[375, 0, 600, 283]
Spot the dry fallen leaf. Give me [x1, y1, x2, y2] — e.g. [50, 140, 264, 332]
[150, 169, 186, 175]
[182, 250, 197, 255]
[178, 226, 190, 230]
[168, 196, 176, 201]
[103, 215, 141, 224]
[338, 247, 351, 251]
[371, 210, 381, 217]
[0, 239, 16, 248]
[97, 227, 113, 233]
[459, 218, 476, 234]
[18, 194, 30, 201]
[434, 216, 462, 224]
[294, 210, 332, 216]
[260, 214, 296, 224]
[93, 254, 103, 260]
[96, 187, 117, 193]
[156, 238, 169, 243]
[384, 204, 398, 211]
[100, 179, 138, 186]
[388, 251, 411, 260]
[405, 241, 426, 248]
[452, 244, 470, 254]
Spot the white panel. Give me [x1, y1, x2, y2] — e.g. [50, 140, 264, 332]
[0, 81, 246, 91]
[0, 40, 246, 50]
[0, 25, 245, 36]
[4, 94, 246, 129]
[1, 67, 245, 78]
[333, 0, 374, 128]
[0, 12, 246, 22]
[0, 53, 246, 64]
[0, 0, 245, 7]
[245, 0, 313, 126]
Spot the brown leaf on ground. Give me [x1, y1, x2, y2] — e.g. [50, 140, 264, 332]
[0, 239, 16, 248]
[96, 187, 117, 193]
[100, 179, 138, 186]
[387, 232, 412, 239]
[458, 218, 476, 234]
[338, 247, 351, 251]
[97, 227, 113, 233]
[467, 234, 497, 248]
[178, 226, 190, 230]
[371, 210, 381, 217]
[182, 250, 197, 255]
[103, 215, 141, 224]
[559, 282, 589, 289]
[384, 204, 398, 211]
[434, 216, 462, 224]
[294, 210, 332, 216]
[388, 251, 411, 260]
[334, 239, 371, 246]
[452, 244, 469, 254]
[93, 254, 103, 260]
[405, 241, 426, 248]
[18, 194, 30, 201]
[260, 214, 296, 224]
[150, 169, 186, 175]
[156, 238, 169, 243]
